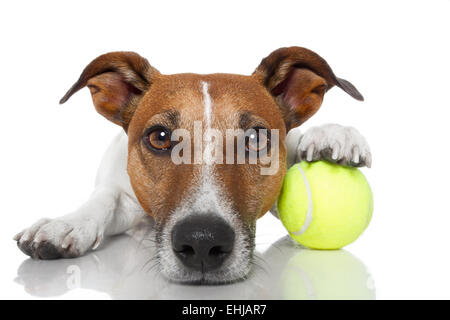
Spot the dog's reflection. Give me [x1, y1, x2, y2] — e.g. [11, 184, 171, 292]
[15, 229, 375, 299]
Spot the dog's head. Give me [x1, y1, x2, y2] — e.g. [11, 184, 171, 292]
[60, 47, 363, 284]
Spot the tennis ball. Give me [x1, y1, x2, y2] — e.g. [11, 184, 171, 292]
[281, 250, 375, 300]
[277, 161, 373, 249]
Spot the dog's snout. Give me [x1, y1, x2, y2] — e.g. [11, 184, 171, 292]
[171, 215, 235, 272]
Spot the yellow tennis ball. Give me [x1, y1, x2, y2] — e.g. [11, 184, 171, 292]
[277, 161, 373, 249]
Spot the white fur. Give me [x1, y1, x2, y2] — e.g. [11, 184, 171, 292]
[202, 81, 212, 134]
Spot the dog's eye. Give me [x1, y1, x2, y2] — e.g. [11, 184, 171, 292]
[144, 126, 172, 151]
[246, 127, 270, 153]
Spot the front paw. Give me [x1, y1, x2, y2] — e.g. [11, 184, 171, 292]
[14, 217, 103, 259]
[297, 124, 372, 167]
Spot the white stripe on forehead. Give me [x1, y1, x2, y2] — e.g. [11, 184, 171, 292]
[200, 80, 215, 189]
[166, 80, 234, 221]
[202, 81, 212, 131]
[193, 81, 229, 217]
[201, 81, 214, 166]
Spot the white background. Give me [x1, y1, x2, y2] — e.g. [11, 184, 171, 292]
[1, 0, 449, 299]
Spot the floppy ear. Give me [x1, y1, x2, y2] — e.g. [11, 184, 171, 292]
[253, 47, 363, 130]
[60, 51, 160, 131]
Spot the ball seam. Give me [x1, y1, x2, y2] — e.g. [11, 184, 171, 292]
[290, 163, 313, 236]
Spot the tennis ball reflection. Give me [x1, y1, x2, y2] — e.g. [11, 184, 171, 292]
[281, 249, 375, 300]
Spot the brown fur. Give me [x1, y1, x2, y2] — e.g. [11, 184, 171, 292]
[125, 73, 286, 224]
[60, 47, 363, 226]
[253, 46, 363, 130]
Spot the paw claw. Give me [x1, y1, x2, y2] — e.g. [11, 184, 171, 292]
[366, 152, 372, 168]
[13, 231, 24, 241]
[306, 144, 315, 162]
[62, 233, 76, 250]
[92, 234, 103, 250]
[331, 143, 340, 160]
[352, 146, 360, 164]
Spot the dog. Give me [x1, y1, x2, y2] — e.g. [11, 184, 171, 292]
[14, 47, 371, 284]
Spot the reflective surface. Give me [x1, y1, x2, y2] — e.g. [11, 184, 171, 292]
[14, 226, 375, 300]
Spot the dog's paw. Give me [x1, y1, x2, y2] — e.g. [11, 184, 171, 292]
[14, 217, 103, 259]
[297, 124, 372, 167]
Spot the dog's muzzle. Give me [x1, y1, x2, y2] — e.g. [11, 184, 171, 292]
[171, 215, 235, 272]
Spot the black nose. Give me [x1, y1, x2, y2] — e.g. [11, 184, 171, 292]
[171, 215, 235, 272]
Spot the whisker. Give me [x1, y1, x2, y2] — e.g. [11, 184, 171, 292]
[253, 255, 269, 268]
[251, 260, 269, 276]
[141, 255, 160, 273]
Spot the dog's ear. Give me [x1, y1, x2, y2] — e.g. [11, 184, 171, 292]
[60, 51, 160, 131]
[253, 47, 363, 130]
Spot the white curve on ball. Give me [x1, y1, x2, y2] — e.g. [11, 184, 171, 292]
[290, 164, 313, 236]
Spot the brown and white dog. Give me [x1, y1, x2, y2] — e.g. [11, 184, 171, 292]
[14, 47, 371, 284]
